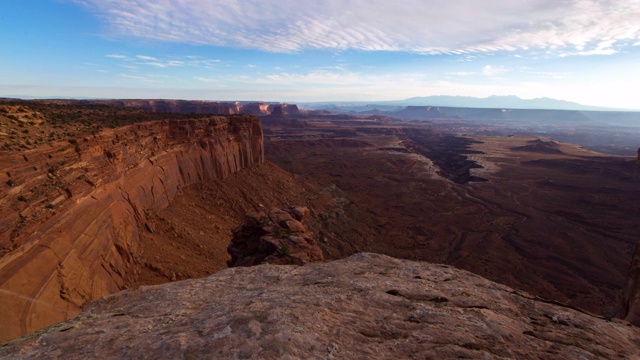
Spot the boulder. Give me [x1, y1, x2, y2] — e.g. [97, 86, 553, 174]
[227, 206, 323, 267]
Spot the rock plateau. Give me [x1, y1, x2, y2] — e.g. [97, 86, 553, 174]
[1, 253, 639, 359]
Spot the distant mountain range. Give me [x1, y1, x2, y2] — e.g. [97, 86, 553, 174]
[300, 95, 629, 112]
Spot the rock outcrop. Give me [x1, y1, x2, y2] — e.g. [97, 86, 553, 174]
[0, 116, 264, 342]
[1, 253, 639, 359]
[227, 206, 323, 267]
[622, 249, 640, 326]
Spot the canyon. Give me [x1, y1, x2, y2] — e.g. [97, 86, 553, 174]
[1, 99, 640, 357]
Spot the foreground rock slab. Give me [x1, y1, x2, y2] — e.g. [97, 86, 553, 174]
[2, 253, 639, 359]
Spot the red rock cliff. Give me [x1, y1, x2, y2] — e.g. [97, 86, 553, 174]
[0, 116, 263, 342]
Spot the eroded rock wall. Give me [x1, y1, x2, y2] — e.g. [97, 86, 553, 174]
[0, 116, 263, 342]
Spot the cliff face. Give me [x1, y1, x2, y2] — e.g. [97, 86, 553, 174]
[2, 253, 639, 359]
[620, 147, 640, 325]
[0, 116, 264, 342]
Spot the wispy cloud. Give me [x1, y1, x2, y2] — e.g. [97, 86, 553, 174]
[136, 55, 158, 61]
[106, 54, 128, 59]
[106, 53, 221, 69]
[77, 0, 640, 56]
[482, 65, 508, 77]
[119, 74, 164, 84]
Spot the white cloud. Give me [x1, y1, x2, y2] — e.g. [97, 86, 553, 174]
[77, 0, 640, 55]
[482, 65, 508, 76]
[136, 55, 158, 61]
[107, 53, 221, 69]
[118, 64, 138, 70]
[106, 54, 128, 59]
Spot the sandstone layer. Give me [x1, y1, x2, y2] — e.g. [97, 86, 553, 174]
[0, 116, 263, 342]
[1, 253, 639, 359]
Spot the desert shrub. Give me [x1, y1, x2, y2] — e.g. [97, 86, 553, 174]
[281, 243, 291, 256]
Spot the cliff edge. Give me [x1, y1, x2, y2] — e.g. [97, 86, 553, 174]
[0, 116, 263, 342]
[1, 253, 639, 359]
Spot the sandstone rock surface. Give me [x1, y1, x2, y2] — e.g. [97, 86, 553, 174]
[0, 116, 263, 342]
[1, 253, 639, 359]
[227, 206, 323, 267]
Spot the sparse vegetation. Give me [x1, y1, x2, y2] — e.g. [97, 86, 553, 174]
[281, 243, 291, 256]
[0, 100, 215, 155]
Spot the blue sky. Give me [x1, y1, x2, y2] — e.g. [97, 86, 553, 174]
[1, 0, 639, 108]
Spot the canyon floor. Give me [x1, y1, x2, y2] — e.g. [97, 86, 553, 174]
[265, 121, 640, 316]
[136, 118, 640, 316]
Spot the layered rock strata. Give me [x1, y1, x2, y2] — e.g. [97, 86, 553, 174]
[1, 253, 639, 359]
[0, 116, 263, 342]
[227, 206, 324, 267]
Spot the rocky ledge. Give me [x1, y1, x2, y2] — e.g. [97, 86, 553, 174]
[2, 253, 639, 359]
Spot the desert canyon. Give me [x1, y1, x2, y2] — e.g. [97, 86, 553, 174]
[1, 99, 640, 358]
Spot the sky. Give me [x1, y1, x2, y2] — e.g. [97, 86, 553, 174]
[1, 0, 639, 109]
